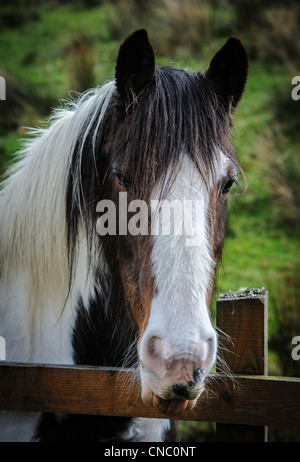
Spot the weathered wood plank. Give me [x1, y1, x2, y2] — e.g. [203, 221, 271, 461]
[216, 293, 268, 375]
[0, 363, 300, 428]
[216, 292, 268, 441]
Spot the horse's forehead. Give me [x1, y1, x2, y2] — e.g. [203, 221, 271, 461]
[149, 150, 235, 195]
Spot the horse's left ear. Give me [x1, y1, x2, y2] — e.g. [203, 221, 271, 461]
[205, 37, 248, 110]
[115, 29, 155, 102]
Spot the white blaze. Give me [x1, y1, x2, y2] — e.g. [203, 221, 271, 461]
[139, 154, 218, 393]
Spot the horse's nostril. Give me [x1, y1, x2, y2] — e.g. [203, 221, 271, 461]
[193, 368, 204, 384]
[148, 336, 157, 356]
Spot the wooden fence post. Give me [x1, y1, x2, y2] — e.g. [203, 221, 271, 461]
[215, 290, 268, 442]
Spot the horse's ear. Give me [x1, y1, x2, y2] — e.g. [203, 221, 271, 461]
[205, 37, 248, 110]
[115, 29, 155, 101]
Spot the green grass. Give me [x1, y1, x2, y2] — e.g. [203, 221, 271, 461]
[0, 5, 119, 101]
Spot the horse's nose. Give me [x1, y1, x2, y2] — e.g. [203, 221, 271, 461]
[171, 372, 204, 399]
[164, 359, 207, 400]
[171, 367, 205, 395]
[140, 334, 216, 396]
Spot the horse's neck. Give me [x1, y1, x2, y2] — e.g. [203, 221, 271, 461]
[72, 258, 138, 369]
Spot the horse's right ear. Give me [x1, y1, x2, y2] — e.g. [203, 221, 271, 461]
[115, 29, 156, 102]
[205, 37, 248, 110]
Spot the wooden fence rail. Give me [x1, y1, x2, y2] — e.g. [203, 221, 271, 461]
[0, 291, 300, 441]
[0, 363, 300, 428]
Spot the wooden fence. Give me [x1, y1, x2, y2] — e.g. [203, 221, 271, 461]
[0, 291, 300, 442]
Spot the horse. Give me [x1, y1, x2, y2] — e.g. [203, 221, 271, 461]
[0, 29, 247, 442]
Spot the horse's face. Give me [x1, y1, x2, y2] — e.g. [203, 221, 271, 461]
[106, 30, 247, 416]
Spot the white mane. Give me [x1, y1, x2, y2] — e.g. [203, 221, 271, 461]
[0, 81, 115, 363]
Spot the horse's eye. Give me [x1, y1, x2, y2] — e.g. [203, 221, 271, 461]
[220, 177, 240, 196]
[110, 170, 132, 189]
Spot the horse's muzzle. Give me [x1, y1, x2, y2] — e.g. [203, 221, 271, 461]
[139, 333, 216, 415]
[140, 376, 205, 416]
